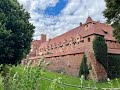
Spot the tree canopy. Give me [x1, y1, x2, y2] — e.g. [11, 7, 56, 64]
[103, 0, 120, 42]
[0, 0, 35, 64]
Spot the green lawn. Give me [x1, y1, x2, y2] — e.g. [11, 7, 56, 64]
[40, 71, 120, 90]
[5, 65, 120, 90]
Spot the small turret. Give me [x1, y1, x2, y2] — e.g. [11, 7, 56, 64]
[86, 16, 93, 24]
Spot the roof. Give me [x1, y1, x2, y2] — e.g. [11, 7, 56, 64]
[82, 24, 105, 37]
[108, 49, 120, 54]
[86, 16, 93, 24]
[40, 41, 49, 48]
[32, 40, 41, 46]
[48, 26, 81, 45]
[39, 17, 116, 49]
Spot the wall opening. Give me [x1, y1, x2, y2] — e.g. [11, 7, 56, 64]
[88, 38, 90, 42]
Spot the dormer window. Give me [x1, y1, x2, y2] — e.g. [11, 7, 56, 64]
[103, 30, 108, 34]
[65, 43, 69, 46]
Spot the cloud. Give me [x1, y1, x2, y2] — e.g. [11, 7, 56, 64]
[18, 0, 106, 40]
[18, 0, 59, 11]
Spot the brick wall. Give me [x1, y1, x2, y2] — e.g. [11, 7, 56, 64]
[44, 54, 83, 76]
[85, 48, 107, 81]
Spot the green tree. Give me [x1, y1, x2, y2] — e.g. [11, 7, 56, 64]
[108, 54, 120, 79]
[93, 36, 108, 70]
[0, 0, 35, 65]
[79, 54, 89, 79]
[103, 0, 120, 42]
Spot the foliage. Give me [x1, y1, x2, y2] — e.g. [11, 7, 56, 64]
[108, 54, 120, 79]
[0, 0, 35, 64]
[8, 66, 42, 90]
[0, 65, 11, 77]
[49, 77, 65, 90]
[93, 35, 108, 70]
[103, 0, 120, 42]
[0, 65, 120, 90]
[47, 52, 53, 54]
[79, 54, 89, 79]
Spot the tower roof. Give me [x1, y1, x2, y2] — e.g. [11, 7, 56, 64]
[86, 16, 93, 23]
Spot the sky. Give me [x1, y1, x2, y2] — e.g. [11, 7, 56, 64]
[18, 0, 106, 40]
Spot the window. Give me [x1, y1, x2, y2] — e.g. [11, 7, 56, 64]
[81, 40, 84, 43]
[88, 38, 90, 42]
[103, 30, 108, 34]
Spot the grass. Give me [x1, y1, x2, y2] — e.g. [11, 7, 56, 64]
[41, 71, 120, 90]
[0, 65, 120, 90]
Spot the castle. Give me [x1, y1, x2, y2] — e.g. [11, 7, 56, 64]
[22, 17, 120, 81]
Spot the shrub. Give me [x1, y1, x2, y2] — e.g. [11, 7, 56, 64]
[93, 35, 108, 70]
[108, 54, 120, 79]
[79, 54, 89, 79]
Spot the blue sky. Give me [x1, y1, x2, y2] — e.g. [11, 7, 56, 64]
[18, 0, 106, 39]
[34, 0, 68, 17]
[44, 0, 68, 16]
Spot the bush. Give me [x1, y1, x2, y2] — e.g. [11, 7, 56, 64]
[108, 54, 120, 79]
[79, 54, 89, 79]
[93, 35, 108, 70]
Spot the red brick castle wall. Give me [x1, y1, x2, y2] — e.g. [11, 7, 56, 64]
[22, 17, 120, 81]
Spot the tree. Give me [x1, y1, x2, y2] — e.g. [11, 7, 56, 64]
[79, 54, 89, 79]
[103, 0, 120, 42]
[0, 0, 35, 65]
[93, 36, 108, 70]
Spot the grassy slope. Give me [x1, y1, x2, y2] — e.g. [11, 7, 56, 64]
[41, 71, 120, 90]
[10, 66, 120, 90]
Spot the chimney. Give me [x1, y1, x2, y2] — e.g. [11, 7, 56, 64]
[41, 34, 46, 43]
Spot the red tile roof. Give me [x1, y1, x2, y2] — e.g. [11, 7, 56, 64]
[105, 35, 116, 41]
[82, 24, 105, 37]
[108, 49, 120, 54]
[32, 40, 41, 46]
[39, 17, 116, 50]
[32, 17, 120, 55]
[48, 26, 81, 45]
[40, 41, 49, 48]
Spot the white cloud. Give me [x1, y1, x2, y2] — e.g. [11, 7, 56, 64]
[18, 0, 59, 11]
[18, 0, 106, 40]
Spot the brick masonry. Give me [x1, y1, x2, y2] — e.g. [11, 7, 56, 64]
[44, 54, 83, 76]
